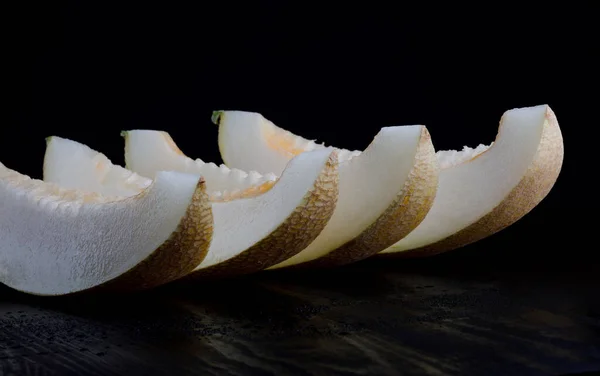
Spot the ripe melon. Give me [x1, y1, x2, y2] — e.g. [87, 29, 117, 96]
[0, 157, 213, 296]
[213, 111, 439, 268]
[215, 105, 563, 257]
[381, 104, 564, 256]
[44, 135, 339, 278]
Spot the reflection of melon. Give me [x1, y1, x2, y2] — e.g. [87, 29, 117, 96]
[214, 111, 439, 268]
[45, 135, 339, 279]
[381, 105, 564, 256]
[216, 105, 563, 258]
[0, 156, 213, 296]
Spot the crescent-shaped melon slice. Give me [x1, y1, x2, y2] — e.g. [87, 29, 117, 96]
[44, 135, 339, 278]
[0, 157, 212, 296]
[216, 105, 563, 257]
[380, 104, 564, 256]
[212, 111, 439, 268]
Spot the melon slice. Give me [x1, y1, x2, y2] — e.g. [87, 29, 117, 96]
[0, 156, 213, 296]
[213, 111, 439, 268]
[216, 105, 563, 258]
[380, 104, 564, 256]
[45, 134, 339, 278]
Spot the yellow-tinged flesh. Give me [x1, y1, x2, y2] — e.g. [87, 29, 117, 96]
[1, 164, 119, 205]
[155, 131, 278, 202]
[83, 160, 277, 204]
[209, 180, 277, 202]
[263, 122, 310, 157]
[162, 132, 186, 156]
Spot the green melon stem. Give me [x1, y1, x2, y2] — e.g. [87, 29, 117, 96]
[211, 110, 223, 125]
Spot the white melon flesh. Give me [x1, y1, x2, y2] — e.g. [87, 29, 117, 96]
[380, 104, 564, 256]
[216, 105, 564, 258]
[122, 130, 278, 196]
[46, 134, 339, 278]
[43, 136, 152, 196]
[0, 158, 213, 296]
[215, 111, 361, 175]
[214, 111, 439, 268]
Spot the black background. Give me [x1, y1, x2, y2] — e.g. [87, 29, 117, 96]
[3, 3, 600, 375]
[4, 2, 598, 268]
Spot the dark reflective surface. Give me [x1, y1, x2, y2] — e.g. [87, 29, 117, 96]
[1, 258, 599, 376]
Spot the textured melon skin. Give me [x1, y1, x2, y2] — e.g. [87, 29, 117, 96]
[283, 127, 439, 269]
[213, 111, 441, 269]
[0, 167, 214, 297]
[120, 130, 342, 279]
[184, 152, 339, 279]
[93, 178, 214, 292]
[380, 106, 564, 258]
[44, 133, 342, 283]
